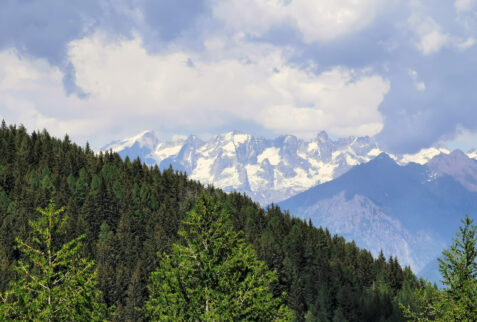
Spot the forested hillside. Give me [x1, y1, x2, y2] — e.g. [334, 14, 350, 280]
[0, 122, 419, 321]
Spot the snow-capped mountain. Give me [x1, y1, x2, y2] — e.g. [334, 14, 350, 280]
[278, 152, 477, 280]
[103, 130, 477, 281]
[102, 130, 468, 205]
[103, 131, 385, 204]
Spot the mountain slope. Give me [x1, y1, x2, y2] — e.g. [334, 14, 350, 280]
[0, 124, 418, 321]
[278, 152, 477, 277]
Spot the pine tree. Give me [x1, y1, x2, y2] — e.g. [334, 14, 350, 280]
[0, 200, 108, 320]
[144, 194, 293, 321]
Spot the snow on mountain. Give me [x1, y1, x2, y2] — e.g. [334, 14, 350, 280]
[103, 131, 477, 280]
[103, 130, 387, 204]
[102, 130, 476, 205]
[468, 148, 477, 160]
[397, 146, 450, 165]
[101, 130, 161, 165]
[102, 130, 160, 153]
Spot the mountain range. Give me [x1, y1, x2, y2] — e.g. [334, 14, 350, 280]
[102, 130, 456, 205]
[103, 130, 477, 280]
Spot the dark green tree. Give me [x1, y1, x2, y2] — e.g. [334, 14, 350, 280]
[144, 194, 293, 321]
[0, 200, 109, 320]
[0, 124, 418, 319]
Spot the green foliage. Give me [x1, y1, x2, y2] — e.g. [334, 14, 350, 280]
[439, 215, 477, 290]
[438, 214, 477, 321]
[0, 123, 418, 321]
[145, 194, 293, 321]
[0, 200, 109, 320]
[401, 215, 477, 321]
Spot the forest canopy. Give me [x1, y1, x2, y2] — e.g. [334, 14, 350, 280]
[0, 122, 426, 321]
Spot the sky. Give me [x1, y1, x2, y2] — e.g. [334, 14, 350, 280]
[1, 0, 477, 153]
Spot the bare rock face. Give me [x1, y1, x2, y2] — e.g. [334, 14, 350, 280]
[427, 149, 477, 192]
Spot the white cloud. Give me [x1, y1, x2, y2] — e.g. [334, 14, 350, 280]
[213, 0, 386, 43]
[409, 15, 450, 55]
[258, 68, 389, 137]
[0, 49, 103, 142]
[445, 126, 477, 152]
[455, 0, 476, 12]
[408, 68, 426, 91]
[415, 82, 426, 91]
[69, 33, 389, 138]
[1, 33, 390, 145]
[456, 37, 476, 50]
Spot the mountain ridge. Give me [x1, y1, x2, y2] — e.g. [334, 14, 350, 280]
[278, 152, 477, 279]
[102, 130, 466, 205]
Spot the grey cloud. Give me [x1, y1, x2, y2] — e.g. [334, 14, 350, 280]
[2, 0, 477, 153]
[141, 0, 208, 42]
[0, 0, 101, 64]
[253, 0, 477, 153]
[62, 62, 88, 98]
[376, 47, 477, 153]
[0, 0, 208, 95]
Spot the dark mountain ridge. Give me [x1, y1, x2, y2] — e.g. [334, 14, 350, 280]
[279, 152, 477, 280]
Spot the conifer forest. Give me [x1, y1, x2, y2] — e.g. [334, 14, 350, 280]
[0, 123, 476, 321]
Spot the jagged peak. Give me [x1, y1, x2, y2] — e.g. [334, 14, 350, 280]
[449, 148, 467, 157]
[372, 152, 397, 165]
[428, 148, 471, 165]
[316, 130, 329, 141]
[101, 130, 159, 152]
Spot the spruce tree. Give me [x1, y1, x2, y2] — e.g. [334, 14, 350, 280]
[438, 214, 477, 320]
[401, 215, 477, 321]
[144, 194, 293, 321]
[0, 200, 108, 320]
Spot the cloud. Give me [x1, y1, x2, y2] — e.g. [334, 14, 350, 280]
[0, 32, 390, 146]
[2, 0, 477, 154]
[0, 0, 209, 97]
[446, 126, 477, 151]
[66, 33, 389, 139]
[258, 68, 389, 137]
[213, 0, 387, 43]
[408, 15, 450, 55]
[0, 49, 107, 143]
[455, 0, 476, 12]
[408, 69, 426, 91]
[455, 37, 476, 49]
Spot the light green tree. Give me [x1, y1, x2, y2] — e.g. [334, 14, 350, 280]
[438, 214, 477, 321]
[401, 215, 477, 321]
[0, 200, 108, 321]
[144, 194, 293, 321]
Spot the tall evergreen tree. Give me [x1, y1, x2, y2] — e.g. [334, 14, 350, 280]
[438, 214, 477, 321]
[401, 215, 477, 321]
[144, 194, 293, 321]
[0, 200, 108, 320]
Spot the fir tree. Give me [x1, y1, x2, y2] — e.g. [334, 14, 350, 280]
[0, 200, 108, 320]
[401, 215, 477, 321]
[144, 194, 293, 321]
[438, 214, 477, 321]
